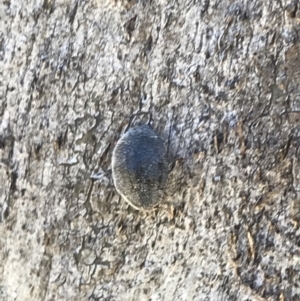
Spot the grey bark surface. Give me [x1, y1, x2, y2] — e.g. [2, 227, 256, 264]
[0, 0, 300, 300]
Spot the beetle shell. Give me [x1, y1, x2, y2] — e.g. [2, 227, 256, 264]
[112, 125, 168, 210]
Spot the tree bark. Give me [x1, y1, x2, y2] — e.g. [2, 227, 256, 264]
[1, 0, 300, 300]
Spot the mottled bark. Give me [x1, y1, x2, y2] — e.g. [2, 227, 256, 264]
[1, 0, 300, 300]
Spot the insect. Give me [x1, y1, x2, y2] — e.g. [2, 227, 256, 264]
[111, 114, 169, 211]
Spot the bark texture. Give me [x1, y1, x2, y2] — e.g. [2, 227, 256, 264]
[1, 0, 300, 300]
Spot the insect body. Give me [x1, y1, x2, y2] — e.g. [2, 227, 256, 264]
[112, 125, 168, 210]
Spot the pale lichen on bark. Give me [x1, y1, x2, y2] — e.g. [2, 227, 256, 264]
[1, 0, 300, 300]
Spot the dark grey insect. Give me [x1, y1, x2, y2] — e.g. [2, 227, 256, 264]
[112, 125, 168, 211]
